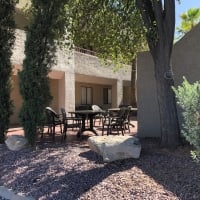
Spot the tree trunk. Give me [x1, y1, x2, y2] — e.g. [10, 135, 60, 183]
[154, 54, 180, 147]
[136, 0, 180, 148]
[130, 58, 137, 107]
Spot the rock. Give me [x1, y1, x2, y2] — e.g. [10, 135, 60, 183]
[5, 135, 28, 151]
[88, 135, 141, 162]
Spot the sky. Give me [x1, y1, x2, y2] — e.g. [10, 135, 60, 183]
[175, 0, 200, 28]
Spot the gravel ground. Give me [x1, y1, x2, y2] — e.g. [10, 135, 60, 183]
[0, 138, 200, 200]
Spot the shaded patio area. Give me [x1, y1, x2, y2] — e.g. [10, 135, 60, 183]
[7, 116, 138, 144]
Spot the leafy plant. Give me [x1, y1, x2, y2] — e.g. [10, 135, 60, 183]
[173, 77, 200, 162]
[176, 8, 200, 39]
[19, 0, 68, 146]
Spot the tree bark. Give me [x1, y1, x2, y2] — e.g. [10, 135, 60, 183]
[154, 53, 180, 147]
[130, 58, 137, 107]
[136, 0, 180, 147]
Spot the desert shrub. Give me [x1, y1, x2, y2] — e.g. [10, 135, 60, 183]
[173, 77, 200, 162]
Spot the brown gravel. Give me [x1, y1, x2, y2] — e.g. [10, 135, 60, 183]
[0, 135, 200, 200]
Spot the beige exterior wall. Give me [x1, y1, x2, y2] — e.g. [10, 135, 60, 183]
[172, 23, 200, 85]
[10, 29, 74, 124]
[75, 82, 112, 110]
[123, 86, 131, 105]
[137, 23, 200, 138]
[10, 75, 60, 124]
[49, 79, 59, 112]
[74, 51, 131, 108]
[10, 2, 133, 125]
[10, 76, 22, 124]
[122, 80, 132, 105]
[137, 52, 160, 137]
[10, 28, 132, 124]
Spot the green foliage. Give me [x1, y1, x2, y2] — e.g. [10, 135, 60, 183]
[68, 0, 147, 66]
[19, 0, 67, 146]
[67, 0, 147, 107]
[176, 8, 200, 39]
[173, 77, 200, 162]
[0, 0, 17, 143]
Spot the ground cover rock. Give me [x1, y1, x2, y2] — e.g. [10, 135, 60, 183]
[5, 135, 28, 151]
[88, 135, 141, 162]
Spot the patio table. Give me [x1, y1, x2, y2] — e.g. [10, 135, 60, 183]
[108, 107, 137, 112]
[69, 110, 106, 137]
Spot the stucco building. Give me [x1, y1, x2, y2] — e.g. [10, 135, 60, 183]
[137, 23, 200, 138]
[10, 3, 133, 125]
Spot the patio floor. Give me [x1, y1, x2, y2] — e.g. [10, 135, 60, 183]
[7, 116, 138, 143]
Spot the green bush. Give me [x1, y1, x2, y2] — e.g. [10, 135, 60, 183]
[0, 1, 17, 143]
[19, 0, 68, 146]
[173, 77, 200, 162]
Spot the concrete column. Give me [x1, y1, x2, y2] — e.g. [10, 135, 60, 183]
[58, 75, 65, 110]
[137, 52, 160, 138]
[64, 71, 75, 112]
[55, 49, 75, 112]
[112, 79, 123, 107]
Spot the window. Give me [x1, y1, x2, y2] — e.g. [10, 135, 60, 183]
[103, 88, 112, 104]
[81, 87, 92, 104]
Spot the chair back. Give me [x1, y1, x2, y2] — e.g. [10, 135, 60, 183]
[60, 108, 67, 123]
[123, 106, 132, 121]
[118, 107, 127, 119]
[117, 106, 131, 122]
[45, 107, 59, 125]
[92, 104, 102, 111]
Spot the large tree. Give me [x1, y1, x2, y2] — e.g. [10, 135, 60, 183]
[136, 0, 180, 147]
[68, 0, 147, 106]
[0, 0, 17, 143]
[19, 0, 180, 147]
[69, 0, 180, 147]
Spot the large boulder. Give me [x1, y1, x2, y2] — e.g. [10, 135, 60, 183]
[88, 135, 141, 162]
[5, 135, 28, 151]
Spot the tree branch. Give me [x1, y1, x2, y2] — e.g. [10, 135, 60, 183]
[136, 0, 157, 57]
[152, 0, 163, 35]
[136, 0, 154, 32]
[164, 0, 175, 52]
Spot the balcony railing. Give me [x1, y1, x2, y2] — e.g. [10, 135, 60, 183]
[74, 46, 96, 56]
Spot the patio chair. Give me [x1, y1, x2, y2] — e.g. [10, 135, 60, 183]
[45, 107, 63, 141]
[60, 108, 82, 141]
[102, 106, 131, 136]
[101, 110, 112, 135]
[92, 104, 104, 126]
